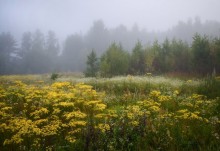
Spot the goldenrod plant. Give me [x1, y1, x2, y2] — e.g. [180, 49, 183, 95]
[0, 76, 219, 150]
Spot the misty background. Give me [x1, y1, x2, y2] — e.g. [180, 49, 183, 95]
[1, 0, 220, 37]
[0, 0, 220, 75]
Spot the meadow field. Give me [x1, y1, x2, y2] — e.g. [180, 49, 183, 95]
[0, 74, 220, 151]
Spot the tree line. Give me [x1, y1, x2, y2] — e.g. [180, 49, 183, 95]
[0, 19, 220, 75]
[85, 34, 220, 77]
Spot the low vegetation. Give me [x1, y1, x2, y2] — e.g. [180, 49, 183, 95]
[0, 75, 219, 150]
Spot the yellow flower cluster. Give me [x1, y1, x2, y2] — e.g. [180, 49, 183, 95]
[0, 80, 219, 150]
[150, 90, 161, 98]
[175, 109, 203, 120]
[96, 124, 110, 133]
[0, 81, 107, 150]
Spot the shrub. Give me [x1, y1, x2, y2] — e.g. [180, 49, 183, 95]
[50, 73, 59, 80]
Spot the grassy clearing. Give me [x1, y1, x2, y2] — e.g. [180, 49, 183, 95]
[0, 74, 219, 150]
[59, 74, 200, 89]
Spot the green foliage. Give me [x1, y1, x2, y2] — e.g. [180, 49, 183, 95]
[129, 41, 146, 74]
[153, 38, 174, 73]
[85, 50, 99, 77]
[0, 76, 220, 151]
[50, 73, 59, 80]
[197, 76, 220, 99]
[145, 40, 160, 73]
[210, 38, 220, 74]
[170, 39, 191, 72]
[1, 19, 220, 75]
[2, 29, 220, 76]
[192, 34, 212, 75]
[100, 43, 129, 77]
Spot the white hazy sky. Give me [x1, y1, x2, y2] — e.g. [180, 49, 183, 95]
[0, 0, 220, 37]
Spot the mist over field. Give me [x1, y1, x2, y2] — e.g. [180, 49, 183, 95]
[1, 0, 220, 37]
[1, 1, 220, 150]
[0, 0, 220, 75]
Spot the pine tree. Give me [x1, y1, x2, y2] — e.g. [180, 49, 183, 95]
[100, 43, 129, 77]
[85, 50, 98, 77]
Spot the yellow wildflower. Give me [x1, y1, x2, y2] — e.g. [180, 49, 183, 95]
[174, 90, 179, 95]
[150, 90, 161, 98]
[97, 124, 110, 133]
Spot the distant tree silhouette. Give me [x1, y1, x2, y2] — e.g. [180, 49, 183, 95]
[61, 34, 86, 71]
[85, 50, 99, 77]
[45, 30, 60, 72]
[0, 32, 17, 74]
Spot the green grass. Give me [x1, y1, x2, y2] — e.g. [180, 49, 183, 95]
[0, 74, 219, 151]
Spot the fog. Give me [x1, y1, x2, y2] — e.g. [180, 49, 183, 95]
[1, 0, 220, 39]
[1, 0, 220, 75]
